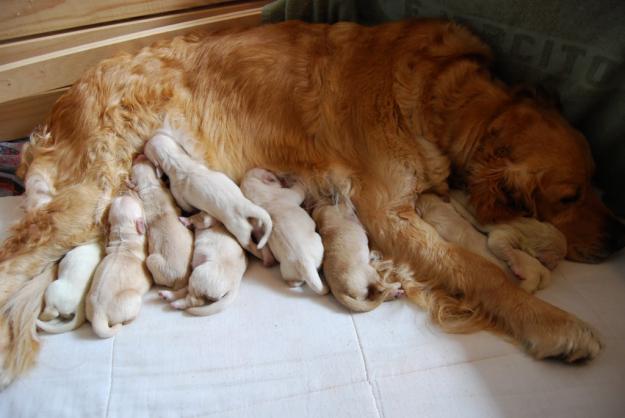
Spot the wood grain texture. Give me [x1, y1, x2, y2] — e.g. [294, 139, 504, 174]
[0, 0, 230, 41]
[0, 2, 268, 65]
[0, 87, 68, 140]
[0, 7, 264, 104]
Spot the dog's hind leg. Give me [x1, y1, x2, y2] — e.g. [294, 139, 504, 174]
[0, 181, 105, 387]
[353, 179, 601, 363]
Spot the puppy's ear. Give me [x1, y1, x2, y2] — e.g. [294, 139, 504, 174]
[155, 166, 163, 178]
[135, 218, 146, 235]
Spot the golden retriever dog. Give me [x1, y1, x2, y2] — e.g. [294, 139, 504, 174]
[312, 198, 402, 312]
[1, 19, 624, 386]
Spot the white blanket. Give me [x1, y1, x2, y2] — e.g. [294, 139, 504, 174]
[0, 195, 623, 417]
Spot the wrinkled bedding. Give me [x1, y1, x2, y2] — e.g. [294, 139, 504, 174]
[0, 195, 623, 417]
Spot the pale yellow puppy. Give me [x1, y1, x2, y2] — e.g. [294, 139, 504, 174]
[129, 155, 193, 289]
[86, 194, 152, 338]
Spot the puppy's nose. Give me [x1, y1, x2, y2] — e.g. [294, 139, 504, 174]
[607, 218, 625, 253]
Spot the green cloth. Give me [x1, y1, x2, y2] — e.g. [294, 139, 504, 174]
[263, 0, 625, 215]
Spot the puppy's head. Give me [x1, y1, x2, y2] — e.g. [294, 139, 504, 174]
[246, 168, 282, 188]
[109, 194, 146, 235]
[467, 94, 625, 262]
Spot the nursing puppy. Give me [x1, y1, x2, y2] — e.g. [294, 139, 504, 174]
[417, 192, 564, 292]
[313, 199, 402, 311]
[241, 168, 327, 295]
[86, 194, 151, 338]
[159, 212, 247, 316]
[37, 242, 103, 333]
[129, 155, 193, 289]
[144, 121, 272, 250]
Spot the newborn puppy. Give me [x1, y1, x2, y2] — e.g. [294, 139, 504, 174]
[159, 212, 247, 316]
[144, 120, 272, 250]
[241, 168, 327, 295]
[313, 199, 402, 311]
[417, 192, 564, 293]
[450, 189, 567, 269]
[37, 242, 103, 333]
[129, 155, 193, 289]
[86, 194, 151, 338]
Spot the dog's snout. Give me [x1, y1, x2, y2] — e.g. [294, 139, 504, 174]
[607, 218, 625, 253]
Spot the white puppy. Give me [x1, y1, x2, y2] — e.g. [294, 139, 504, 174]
[37, 242, 103, 333]
[129, 155, 193, 289]
[143, 121, 272, 250]
[313, 199, 402, 311]
[241, 168, 327, 295]
[86, 194, 152, 338]
[417, 192, 565, 293]
[159, 212, 247, 316]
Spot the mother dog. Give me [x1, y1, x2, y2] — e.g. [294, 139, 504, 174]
[1, 19, 623, 386]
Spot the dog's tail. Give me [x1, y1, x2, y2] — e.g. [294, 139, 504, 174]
[36, 300, 86, 334]
[333, 286, 398, 313]
[295, 259, 328, 295]
[249, 206, 273, 249]
[185, 277, 243, 317]
[0, 264, 55, 388]
[90, 309, 122, 339]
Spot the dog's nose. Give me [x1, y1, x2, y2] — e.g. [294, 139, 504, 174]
[607, 218, 625, 253]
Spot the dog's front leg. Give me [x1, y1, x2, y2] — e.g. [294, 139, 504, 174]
[352, 181, 601, 363]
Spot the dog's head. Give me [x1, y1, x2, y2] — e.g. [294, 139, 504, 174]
[467, 94, 625, 263]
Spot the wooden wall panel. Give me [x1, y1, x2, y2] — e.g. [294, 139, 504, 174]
[0, 88, 68, 141]
[0, 2, 267, 64]
[0, 6, 264, 104]
[0, 0, 230, 41]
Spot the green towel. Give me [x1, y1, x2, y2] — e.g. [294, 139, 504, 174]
[263, 0, 625, 215]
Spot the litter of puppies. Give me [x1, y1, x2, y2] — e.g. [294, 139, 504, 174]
[33, 120, 565, 338]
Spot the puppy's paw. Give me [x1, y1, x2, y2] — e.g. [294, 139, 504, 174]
[170, 299, 187, 310]
[508, 251, 551, 293]
[159, 290, 175, 301]
[522, 313, 602, 363]
[286, 280, 304, 288]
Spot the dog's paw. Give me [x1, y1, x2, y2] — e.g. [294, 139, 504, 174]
[158, 290, 175, 301]
[522, 314, 602, 363]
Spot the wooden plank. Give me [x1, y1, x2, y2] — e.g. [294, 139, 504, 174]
[0, 7, 264, 104]
[0, 0, 232, 41]
[0, 88, 68, 141]
[0, 2, 269, 65]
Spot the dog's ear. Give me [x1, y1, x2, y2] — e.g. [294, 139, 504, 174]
[135, 218, 146, 235]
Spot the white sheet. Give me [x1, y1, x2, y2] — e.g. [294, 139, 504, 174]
[0, 195, 623, 417]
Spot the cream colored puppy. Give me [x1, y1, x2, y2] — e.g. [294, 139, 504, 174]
[313, 199, 402, 311]
[241, 168, 327, 295]
[129, 155, 193, 289]
[159, 212, 247, 316]
[86, 194, 152, 338]
[37, 242, 103, 333]
[143, 121, 272, 250]
[417, 192, 566, 293]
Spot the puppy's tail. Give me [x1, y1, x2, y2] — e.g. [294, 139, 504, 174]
[333, 287, 398, 313]
[36, 300, 86, 334]
[0, 264, 55, 387]
[90, 309, 122, 339]
[295, 260, 328, 295]
[185, 277, 243, 317]
[249, 206, 273, 249]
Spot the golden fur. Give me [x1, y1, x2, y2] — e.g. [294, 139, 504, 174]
[1, 19, 621, 385]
